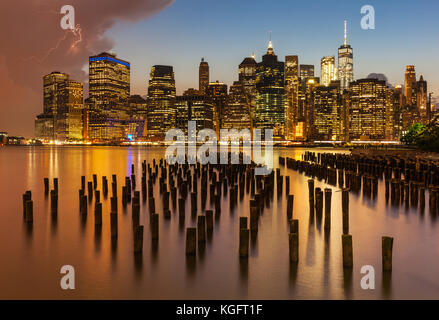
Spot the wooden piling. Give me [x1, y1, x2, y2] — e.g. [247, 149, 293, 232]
[324, 188, 332, 230]
[342, 189, 349, 234]
[151, 213, 159, 240]
[186, 228, 196, 256]
[134, 225, 144, 254]
[342, 234, 353, 268]
[289, 233, 299, 263]
[110, 212, 118, 238]
[382, 236, 394, 272]
[239, 229, 250, 258]
[286, 194, 294, 219]
[94, 202, 102, 225]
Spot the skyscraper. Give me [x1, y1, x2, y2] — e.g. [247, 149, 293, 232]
[321, 56, 337, 87]
[147, 65, 176, 139]
[404, 65, 416, 107]
[199, 58, 210, 94]
[255, 40, 285, 139]
[285, 55, 299, 140]
[206, 81, 228, 135]
[222, 81, 251, 130]
[35, 71, 83, 141]
[176, 89, 214, 135]
[338, 21, 354, 92]
[89, 52, 130, 109]
[312, 84, 343, 141]
[416, 75, 428, 119]
[238, 55, 257, 129]
[299, 65, 315, 80]
[348, 78, 390, 141]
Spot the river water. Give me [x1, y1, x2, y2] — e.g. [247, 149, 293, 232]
[0, 146, 438, 299]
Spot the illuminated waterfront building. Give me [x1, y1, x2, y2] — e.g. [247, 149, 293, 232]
[255, 40, 285, 139]
[285, 55, 300, 140]
[238, 55, 257, 128]
[35, 72, 83, 141]
[175, 89, 214, 135]
[338, 21, 354, 92]
[206, 81, 228, 135]
[89, 52, 130, 109]
[222, 81, 251, 130]
[416, 75, 428, 120]
[348, 78, 390, 141]
[300, 64, 315, 80]
[147, 65, 176, 139]
[312, 84, 344, 141]
[321, 56, 337, 87]
[199, 58, 210, 94]
[298, 77, 319, 140]
[404, 65, 417, 107]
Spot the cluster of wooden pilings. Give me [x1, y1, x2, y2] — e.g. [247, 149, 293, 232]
[280, 153, 394, 272]
[21, 150, 396, 273]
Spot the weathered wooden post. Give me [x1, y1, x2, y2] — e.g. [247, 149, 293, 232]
[186, 228, 197, 256]
[324, 188, 332, 230]
[53, 178, 58, 194]
[342, 234, 353, 268]
[151, 213, 159, 241]
[25, 200, 33, 223]
[286, 194, 294, 219]
[22, 191, 32, 218]
[289, 233, 299, 263]
[81, 195, 87, 215]
[95, 190, 100, 203]
[132, 203, 140, 230]
[134, 225, 144, 254]
[206, 210, 213, 231]
[94, 202, 102, 226]
[289, 219, 299, 234]
[239, 228, 250, 258]
[110, 212, 118, 238]
[308, 179, 314, 215]
[285, 176, 290, 195]
[111, 196, 118, 214]
[191, 192, 197, 216]
[342, 189, 349, 234]
[50, 189, 58, 216]
[93, 174, 97, 190]
[44, 178, 49, 195]
[239, 217, 248, 230]
[382, 236, 394, 272]
[88, 181, 93, 200]
[178, 198, 185, 218]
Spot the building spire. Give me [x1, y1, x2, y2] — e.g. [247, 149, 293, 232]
[344, 20, 347, 46]
[267, 31, 274, 54]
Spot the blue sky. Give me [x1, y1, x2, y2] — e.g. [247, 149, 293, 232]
[108, 0, 439, 99]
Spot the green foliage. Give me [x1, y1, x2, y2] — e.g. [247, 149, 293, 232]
[401, 116, 439, 151]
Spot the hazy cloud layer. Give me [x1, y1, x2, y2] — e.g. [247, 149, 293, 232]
[0, 0, 174, 136]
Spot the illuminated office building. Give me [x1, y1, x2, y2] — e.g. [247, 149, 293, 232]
[206, 81, 228, 134]
[238, 55, 257, 128]
[89, 52, 130, 109]
[300, 65, 315, 80]
[297, 77, 320, 140]
[255, 40, 285, 139]
[175, 89, 214, 135]
[348, 78, 389, 141]
[199, 58, 210, 94]
[338, 21, 354, 92]
[35, 71, 83, 141]
[147, 65, 176, 139]
[312, 84, 343, 141]
[285, 55, 300, 140]
[416, 75, 428, 120]
[222, 81, 251, 130]
[321, 56, 337, 87]
[404, 65, 417, 107]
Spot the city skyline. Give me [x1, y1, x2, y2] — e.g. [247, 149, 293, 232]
[1, 0, 439, 137]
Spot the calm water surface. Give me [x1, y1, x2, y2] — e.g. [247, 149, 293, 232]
[0, 146, 438, 299]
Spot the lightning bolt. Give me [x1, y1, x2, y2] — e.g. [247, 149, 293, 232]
[23, 24, 83, 64]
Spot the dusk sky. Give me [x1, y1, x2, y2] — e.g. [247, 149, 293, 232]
[1, 0, 438, 137]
